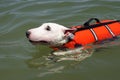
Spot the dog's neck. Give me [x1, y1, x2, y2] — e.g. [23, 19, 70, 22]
[50, 32, 74, 50]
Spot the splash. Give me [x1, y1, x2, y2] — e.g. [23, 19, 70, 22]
[47, 46, 94, 62]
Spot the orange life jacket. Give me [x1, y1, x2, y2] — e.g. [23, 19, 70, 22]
[51, 18, 120, 50]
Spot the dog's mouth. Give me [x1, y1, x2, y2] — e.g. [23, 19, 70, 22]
[29, 40, 49, 45]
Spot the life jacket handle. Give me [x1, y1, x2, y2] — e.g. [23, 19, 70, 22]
[84, 18, 101, 27]
[75, 18, 120, 31]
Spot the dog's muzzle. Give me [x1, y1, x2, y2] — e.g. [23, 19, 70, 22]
[26, 31, 49, 45]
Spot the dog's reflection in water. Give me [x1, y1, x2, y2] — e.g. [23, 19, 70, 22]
[47, 46, 94, 62]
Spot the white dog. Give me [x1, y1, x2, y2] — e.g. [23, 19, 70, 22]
[26, 23, 92, 56]
[26, 19, 120, 57]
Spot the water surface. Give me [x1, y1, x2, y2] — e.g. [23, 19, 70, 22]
[0, 0, 120, 80]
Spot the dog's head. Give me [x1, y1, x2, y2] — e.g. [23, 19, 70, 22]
[26, 23, 74, 46]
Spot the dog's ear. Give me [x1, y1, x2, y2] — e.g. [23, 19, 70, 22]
[64, 28, 76, 34]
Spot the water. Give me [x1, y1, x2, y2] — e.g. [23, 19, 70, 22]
[0, 0, 120, 80]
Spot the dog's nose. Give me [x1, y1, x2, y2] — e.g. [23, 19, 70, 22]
[26, 31, 31, 38]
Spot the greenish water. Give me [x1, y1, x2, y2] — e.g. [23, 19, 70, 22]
[0, 0, 120, 80]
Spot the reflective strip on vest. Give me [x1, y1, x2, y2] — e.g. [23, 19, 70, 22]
[89, 28, 98, 41]
[104, 25, 116, 37]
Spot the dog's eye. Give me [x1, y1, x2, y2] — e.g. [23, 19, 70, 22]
[45, 26, 51, 31]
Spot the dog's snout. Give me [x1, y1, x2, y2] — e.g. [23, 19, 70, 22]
[26, 31, 31, 38]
